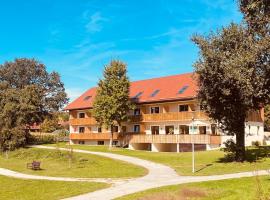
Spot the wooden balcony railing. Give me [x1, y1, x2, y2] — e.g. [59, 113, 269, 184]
[70, 133, 120, 140]
[142, 111, 209, 122]
[246, 111, 263, 122]
[70, 118, 97, 126]
[129, 134, 221, 145]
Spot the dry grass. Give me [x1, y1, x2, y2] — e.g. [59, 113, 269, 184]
[138, 188, 206, 200]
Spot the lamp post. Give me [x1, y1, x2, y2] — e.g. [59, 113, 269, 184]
[192, 116, 195, 173]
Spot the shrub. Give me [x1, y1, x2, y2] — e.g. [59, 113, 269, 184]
[252, 141, 261, 147]
[27, 135, 56, 145]
[223, 139, 237, 161]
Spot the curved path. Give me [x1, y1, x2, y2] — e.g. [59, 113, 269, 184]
[2, 145, 269, 200]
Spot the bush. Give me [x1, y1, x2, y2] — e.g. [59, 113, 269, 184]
[222, 139, 237, 161]
[27, 135, 56, 145]
[252, 141, 261, 147]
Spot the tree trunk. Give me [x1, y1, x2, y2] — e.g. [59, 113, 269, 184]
[235, 121, 246, 162]
[109, 130, 113, 150]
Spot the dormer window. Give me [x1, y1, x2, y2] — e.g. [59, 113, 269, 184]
[178, 85, 189, 94]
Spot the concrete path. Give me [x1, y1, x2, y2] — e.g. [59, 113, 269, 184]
[34, 146, 270, 200]
[2, 145, 269, 200]
[0, 168, 126, 184]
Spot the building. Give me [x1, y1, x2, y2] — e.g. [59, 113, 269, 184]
[65, 73, 265, 152]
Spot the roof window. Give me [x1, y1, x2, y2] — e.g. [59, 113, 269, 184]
[84, 96, 92, 101]
[178, 85, 188, 94]
[150, 89, 160, 97]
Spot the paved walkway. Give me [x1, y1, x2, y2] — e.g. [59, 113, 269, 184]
[2, 145, 269, 200]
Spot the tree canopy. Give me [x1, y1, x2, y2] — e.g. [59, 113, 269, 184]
[0, 58, 68, 151]
[192, 1, 270, 161]
[93, 60, 134, 147]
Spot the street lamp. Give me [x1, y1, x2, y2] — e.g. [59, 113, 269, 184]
[192, 116, 195, 173]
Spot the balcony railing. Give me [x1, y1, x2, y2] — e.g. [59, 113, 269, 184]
[70, 118, 97, 126]
[129, 134, 221, 145]
[70, 133, 120, 140]
[142, 111, 209, 122]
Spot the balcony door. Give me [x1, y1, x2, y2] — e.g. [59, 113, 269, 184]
[165, 125, 174, 134]
[151, 126, 159, 135]
[199, 126, 207, 134]
[179, 125, 189, 134]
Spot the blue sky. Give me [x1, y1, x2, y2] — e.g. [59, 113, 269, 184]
[0, 0, 242, 101]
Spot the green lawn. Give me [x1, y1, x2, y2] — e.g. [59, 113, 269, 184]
[116, 176, 270, 200]
[0, 147, 146, 178]
[48, 143, 270, 176]
[0, 175, 108, 200]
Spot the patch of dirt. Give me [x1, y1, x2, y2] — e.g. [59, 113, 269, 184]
[138, 187, 207, 200]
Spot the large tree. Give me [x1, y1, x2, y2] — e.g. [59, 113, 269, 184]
[0, 58, 68, 151]
[93, 60, 134, 148]
[192, 1, 270, 161]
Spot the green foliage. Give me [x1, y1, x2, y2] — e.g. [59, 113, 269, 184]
[93, 60, 134, 146]
[192, 1, 270, 161]
[222, 139, 238, 161]
[27, 135, 56, 145]
[264, 105, 270, 131]
[0, 58, 68, 151]
[40, 117, 60, 133]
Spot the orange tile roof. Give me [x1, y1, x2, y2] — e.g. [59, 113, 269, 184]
[65, 72, 198, 110]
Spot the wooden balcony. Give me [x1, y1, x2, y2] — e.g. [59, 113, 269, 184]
[70, 133, 120, 140]
[142, 111, 209, 122]
[246, 111, 263, 122]
[69, 118, 97, 126]
[129, 134, 221, 145]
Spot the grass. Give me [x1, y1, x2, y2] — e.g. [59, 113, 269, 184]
[116, 176, 270, 200]
[0, 147, 146, 178]
[0, 175, 108, 200]
[48, 143, 270, 176]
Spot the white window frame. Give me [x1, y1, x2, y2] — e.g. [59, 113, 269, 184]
[77, 112, 86, 118]
[150, 125, 160, 135]
[178, 104, 189, 112]
[150, 106, 160, 114]
[133, 124, 140, 133]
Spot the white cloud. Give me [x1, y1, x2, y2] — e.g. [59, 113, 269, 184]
[65, 87, 86, 101]
[85, 12, 108, 33]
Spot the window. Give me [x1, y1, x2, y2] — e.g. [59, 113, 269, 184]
[133, 92, 143, 99]
[97, 141, 104, 145]
[151, 126, 159, 135]
[150, 106, 160, 114]
[179, 105, 189, 112]
[79, 127, 85, 133]
[134, 108, 141, 115]
[178, 85, 189, 94]
[98, 127, 102, 133]
[112, 126, 118, 133]
[134, 125, 140, 133]
[78, 141, 85, 144]
[165, 126, 174, 134]
[84, 96, 92, 101]
[150, 89, 160, 97]
[122, 126, 127, 133]
[112, 141, 118, 146]
[199, 126, 207, 134]
[179, 125, 189, 134]
[78, 112, 85, 118]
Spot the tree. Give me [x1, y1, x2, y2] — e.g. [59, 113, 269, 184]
[264, 105, 270, 131]
[192, 0, 270, 161]
[40, 117, 60, 133]
[93, 60, 134, 148]
[0, 58, 68, 151]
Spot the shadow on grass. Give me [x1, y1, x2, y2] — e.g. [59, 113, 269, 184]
[195, 164, 213, 173]
[218, 146, 270, 163]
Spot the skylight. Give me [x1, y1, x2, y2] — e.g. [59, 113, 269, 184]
[150, 89, 160, 97]
[178, 85, 189, 94]
[84, 96, 92, 101]
[133, 91, 143, 99]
